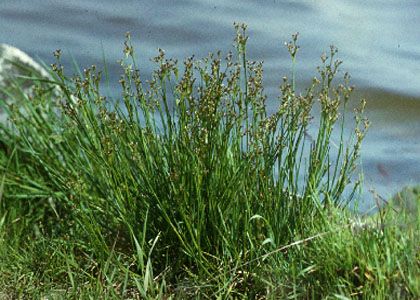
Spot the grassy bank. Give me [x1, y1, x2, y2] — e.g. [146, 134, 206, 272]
[0, 26, 418, 299]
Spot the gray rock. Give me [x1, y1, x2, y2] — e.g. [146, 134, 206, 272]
[391, 185, 419, 219]
[0, 44, 52, 123]
[351, 186, 419, 234]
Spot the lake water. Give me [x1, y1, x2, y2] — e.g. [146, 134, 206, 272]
[1, 0, 420, 210]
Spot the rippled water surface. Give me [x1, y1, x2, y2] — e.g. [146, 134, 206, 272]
[1, 0, 420, 208]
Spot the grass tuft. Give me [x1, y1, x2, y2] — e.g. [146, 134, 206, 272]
[0, 25, 418, 299]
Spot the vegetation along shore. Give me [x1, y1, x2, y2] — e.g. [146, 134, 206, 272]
[0, 25, 418, 299]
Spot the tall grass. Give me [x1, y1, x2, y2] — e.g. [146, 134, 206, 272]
[0, 25, 417, 299]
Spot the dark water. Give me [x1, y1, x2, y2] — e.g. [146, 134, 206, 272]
[1, 0, 420, 210]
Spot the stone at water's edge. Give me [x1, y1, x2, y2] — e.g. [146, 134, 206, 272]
[391, 185, 419, 217]
[359, 186, 418, 232]
[0, 44, 52, 123]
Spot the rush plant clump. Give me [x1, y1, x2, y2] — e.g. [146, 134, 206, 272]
[0, 25, 417, 299]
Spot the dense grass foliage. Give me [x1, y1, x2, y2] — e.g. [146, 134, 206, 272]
[0, 25, 418, 298]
